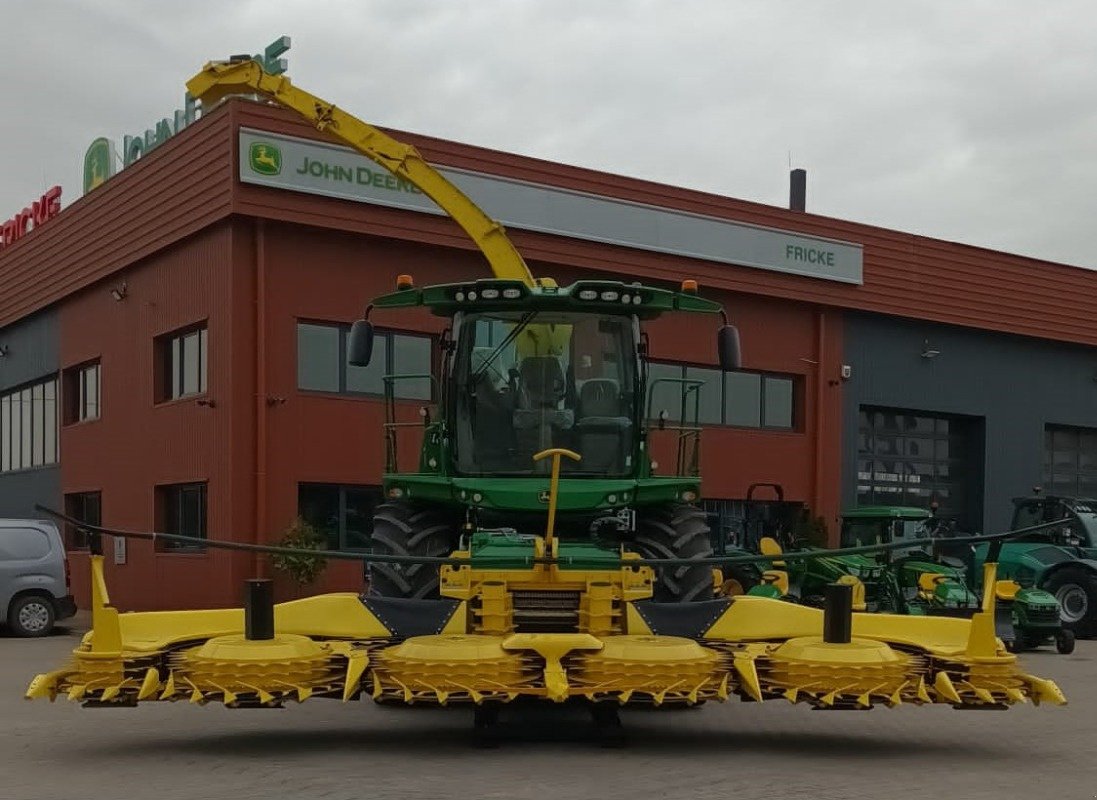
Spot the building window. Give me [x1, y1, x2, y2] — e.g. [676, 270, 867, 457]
[297, 322, 432, 400]
[647, 362, 796, 429]
[157, 482, 207, 550]
[64, 491, 101, 550]
[1044, 424, 1097, 498]
[298, 483, 383, 550]
[0, 376, 58, 473]
[63, 361, 101, 424]
[158, 325, 207, 401]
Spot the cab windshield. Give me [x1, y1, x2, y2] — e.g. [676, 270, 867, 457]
[452, 311, 637, 476]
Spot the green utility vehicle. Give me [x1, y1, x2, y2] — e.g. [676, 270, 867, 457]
[841, 506, 1074, 652]
[1006, 493, 1097, 633]
[351, 277, 741, 602]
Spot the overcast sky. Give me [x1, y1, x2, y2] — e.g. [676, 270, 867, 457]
[4, 1, 1096, 268]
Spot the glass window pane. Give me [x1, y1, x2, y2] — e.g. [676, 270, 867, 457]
[904, 437, 933, 458]
[762, 376, 794, 428]
[31, 383, 44, 466]
[684, 366, 722, 425]
[724, 371, 761, 427]
[344, 486, 381, 549]
[1052, 445, 1077, 469]
[83, 365, 99, 420]
[182, 332, 201, 396]
[346, 331, 387, 394]
[1, 395, 9, 472]
[646, 363, 684, 422]
[392, 334, 432, 400]
[179, 485, 206, 539]
[298, 484, 341, 549]
[44, 380, 56, 464]
[857, 431, 872, 454]
[171, 337, 181, 399]
[21, 389, 32, 469]
[297, 324, 341, 392]
[875, 435, 900, 456]
[1053, 428, 1078, 452]
[8, 394, 19, 470]
[901, 415, 932, 433]
[199, 327, 208, 393]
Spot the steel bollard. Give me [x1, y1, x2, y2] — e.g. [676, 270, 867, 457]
[823, 582, 853, 644]
[244, 578, 274, 641]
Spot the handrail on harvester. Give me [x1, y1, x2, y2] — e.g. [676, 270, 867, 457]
[186, 58, 538, 288]
[34, 505, 1065, 570]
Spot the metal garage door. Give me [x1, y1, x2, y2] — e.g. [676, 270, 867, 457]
[1044, 425, 1097, 498]
[856, 407, 982, 529]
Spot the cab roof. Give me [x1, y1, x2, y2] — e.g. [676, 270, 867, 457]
[371, 278, 723, 320]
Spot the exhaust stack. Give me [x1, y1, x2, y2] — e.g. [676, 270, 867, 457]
[789, 168, 806, 212]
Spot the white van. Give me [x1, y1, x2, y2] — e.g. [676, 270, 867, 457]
[0, 519, 77, 636]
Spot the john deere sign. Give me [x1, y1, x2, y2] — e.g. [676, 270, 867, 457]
[83, 138, 114, 194]
[82, 36, 292, 195]
[239, 128, 863, 284]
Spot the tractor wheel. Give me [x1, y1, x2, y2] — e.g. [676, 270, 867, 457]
[633, 504, 722, 603]
[368, 501, 459, 599]
[1044, 567, 1097, 638]
[1056, 629, 1076, 655]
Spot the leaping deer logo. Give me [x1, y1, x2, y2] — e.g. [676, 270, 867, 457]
[249, 143, 282, 176]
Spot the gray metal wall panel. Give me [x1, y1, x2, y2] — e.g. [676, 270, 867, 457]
[843, 312, 1097, 533]
[0, 467, 60, 519]
[0, 309, 58, 392]
[0, 309, 60, 518]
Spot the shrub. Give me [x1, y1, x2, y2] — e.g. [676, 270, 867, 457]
[271, 517, 327, 585]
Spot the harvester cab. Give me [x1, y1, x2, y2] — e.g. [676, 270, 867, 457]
[350, 275, 740, 603]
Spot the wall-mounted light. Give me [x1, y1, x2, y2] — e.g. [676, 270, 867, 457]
[920, 339, 940, 359]
[109, 281, 128, 302]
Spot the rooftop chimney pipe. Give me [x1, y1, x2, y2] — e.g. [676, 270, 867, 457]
[789, 168, 806, 212]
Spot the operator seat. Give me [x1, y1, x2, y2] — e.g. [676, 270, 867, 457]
[576, 379, 631, 473]
[513, 356, 574, 462]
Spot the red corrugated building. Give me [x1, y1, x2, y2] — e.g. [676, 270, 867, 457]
[3, 96, 1097, 611]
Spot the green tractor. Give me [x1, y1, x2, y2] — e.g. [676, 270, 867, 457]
[1006, 492, 1097, 633]
[841, 506, 1074, 653]
[350, 276, 742, 602]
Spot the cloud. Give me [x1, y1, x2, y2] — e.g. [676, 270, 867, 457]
[3, 0, 1095, 268]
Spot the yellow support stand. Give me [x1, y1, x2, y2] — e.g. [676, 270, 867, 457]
[532, 448, 581, 548]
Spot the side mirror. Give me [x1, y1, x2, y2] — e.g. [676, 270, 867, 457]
[718, 324, 741, 371]
[348, 319, 375, 367]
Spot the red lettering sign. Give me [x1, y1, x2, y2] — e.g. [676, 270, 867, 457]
[0, 185, 62, 252]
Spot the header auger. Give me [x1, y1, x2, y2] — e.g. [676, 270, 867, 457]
[27, 56, 1064, 740]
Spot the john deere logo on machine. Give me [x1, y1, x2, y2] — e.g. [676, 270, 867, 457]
[249, 142, 282, 175]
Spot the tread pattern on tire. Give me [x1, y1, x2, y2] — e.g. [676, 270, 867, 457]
[1044, 565, 1097, 638]
[632, 504, 718, 603]
[368, 501, 458, 599]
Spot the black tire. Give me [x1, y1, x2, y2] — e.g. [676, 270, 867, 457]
[367, 501, 459, 599]
[1043, 566, 1097, 638]
[632, 504, 718, 603]
[1056, 629, 1076, 655]
[8, 594, 55, 637]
